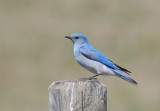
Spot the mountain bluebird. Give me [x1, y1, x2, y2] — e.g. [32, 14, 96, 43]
[65, 34, 137, 85]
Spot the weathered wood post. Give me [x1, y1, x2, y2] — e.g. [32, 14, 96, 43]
[48, 79, 107, 111]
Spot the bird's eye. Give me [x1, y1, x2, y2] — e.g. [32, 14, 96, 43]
[75, 36, 79, 39]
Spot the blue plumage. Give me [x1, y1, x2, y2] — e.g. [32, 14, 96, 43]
[80, 46, 120, 70]
[65, 34, 137, 85]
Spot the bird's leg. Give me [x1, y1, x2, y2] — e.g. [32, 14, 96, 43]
[87, 74, 102, 80]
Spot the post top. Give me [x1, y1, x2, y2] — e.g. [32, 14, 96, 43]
[49, 78, 106, 90]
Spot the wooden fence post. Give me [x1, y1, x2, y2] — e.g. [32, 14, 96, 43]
[48, 79, 107, 111]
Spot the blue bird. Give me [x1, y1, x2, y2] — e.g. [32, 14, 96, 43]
[65, 34, 137, 85]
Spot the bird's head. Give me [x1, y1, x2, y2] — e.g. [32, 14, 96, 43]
[65, 34, 88, 44]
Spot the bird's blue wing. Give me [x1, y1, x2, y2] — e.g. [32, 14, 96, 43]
[80, 46, 119, 70]
[80, 46, 131, 73]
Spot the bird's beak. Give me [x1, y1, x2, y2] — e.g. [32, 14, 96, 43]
[65, 36, 72, 40]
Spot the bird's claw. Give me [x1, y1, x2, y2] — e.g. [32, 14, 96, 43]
[79, 77, 97, 81]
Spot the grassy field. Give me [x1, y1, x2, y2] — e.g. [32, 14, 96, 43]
[0, 0, 160, 111]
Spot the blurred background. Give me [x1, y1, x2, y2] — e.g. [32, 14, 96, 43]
[0, 0, 160, 111]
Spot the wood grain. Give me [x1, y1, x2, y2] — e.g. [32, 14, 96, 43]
[49, 79, 107, 111]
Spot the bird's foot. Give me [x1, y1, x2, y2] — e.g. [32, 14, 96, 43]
[86, 77, 96, 80]
[79, 77, 97, 81]
[87, 74, 101, 80]
[79, 78, 88, 81]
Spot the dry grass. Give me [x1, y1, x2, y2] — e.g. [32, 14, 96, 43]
[0, 0, 160, 111]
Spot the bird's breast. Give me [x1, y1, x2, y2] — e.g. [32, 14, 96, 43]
[75, 54, 114, 76]
[76, 54, 97, 73]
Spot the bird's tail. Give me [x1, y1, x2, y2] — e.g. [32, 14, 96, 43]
[113, 70, 138, 85]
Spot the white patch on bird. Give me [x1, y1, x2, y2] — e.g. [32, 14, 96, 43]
[76, 54, 115, 76]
